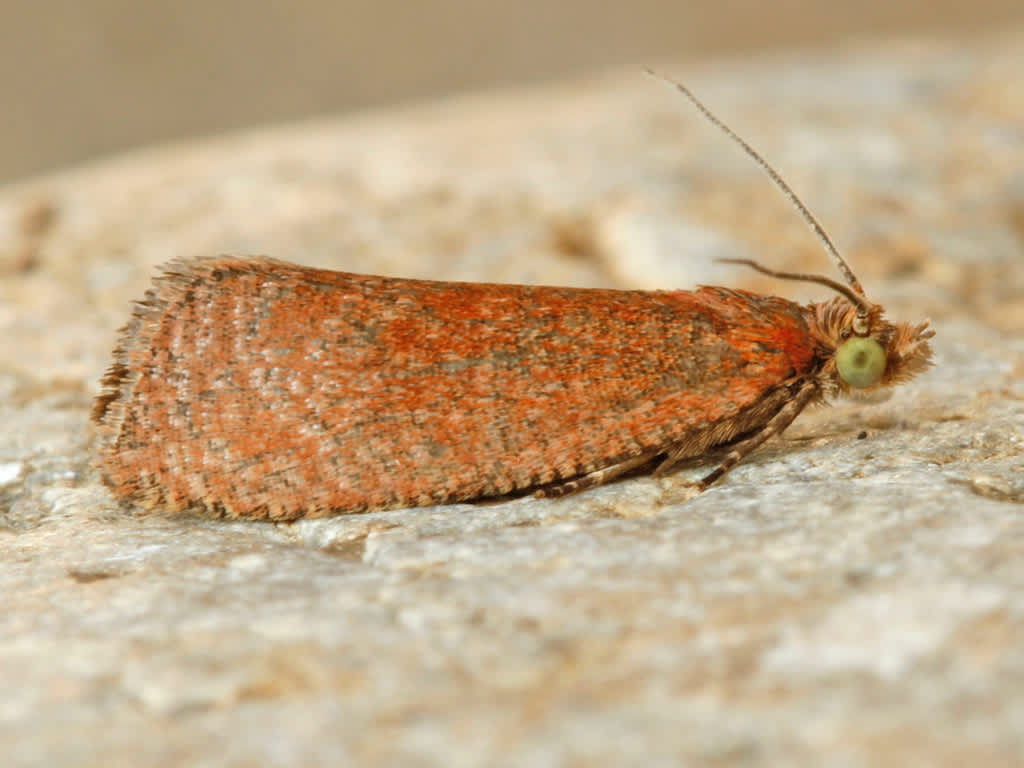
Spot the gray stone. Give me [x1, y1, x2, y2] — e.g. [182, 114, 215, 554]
[2, 32, 1023, 767]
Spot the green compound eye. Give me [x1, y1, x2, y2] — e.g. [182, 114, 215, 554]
[836, 337, 886, 388]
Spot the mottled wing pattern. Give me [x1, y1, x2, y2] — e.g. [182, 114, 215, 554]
[94, 257, 819, 518]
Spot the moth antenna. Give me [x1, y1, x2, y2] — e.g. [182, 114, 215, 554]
[717, 258, 872, 314]
[648, 70, 873, 331]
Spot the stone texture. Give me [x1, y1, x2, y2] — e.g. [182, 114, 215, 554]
[2, 31, 1024, 767]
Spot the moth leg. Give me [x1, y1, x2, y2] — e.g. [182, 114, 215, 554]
[657, 380, 819, 489]
[536, 451, 660, 499]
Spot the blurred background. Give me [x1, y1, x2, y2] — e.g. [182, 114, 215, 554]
[3, 0, 1022, 185]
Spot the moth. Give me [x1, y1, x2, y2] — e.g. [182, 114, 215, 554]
[93, 78, 934, 519]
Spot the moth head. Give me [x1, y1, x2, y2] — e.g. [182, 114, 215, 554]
[719, 258, 934, 396]
[817, 298, 934, 395]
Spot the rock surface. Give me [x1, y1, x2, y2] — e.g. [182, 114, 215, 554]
[2, 32, 1023, 767]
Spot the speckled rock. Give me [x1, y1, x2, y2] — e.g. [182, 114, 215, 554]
[2, 32, 1023, 768]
